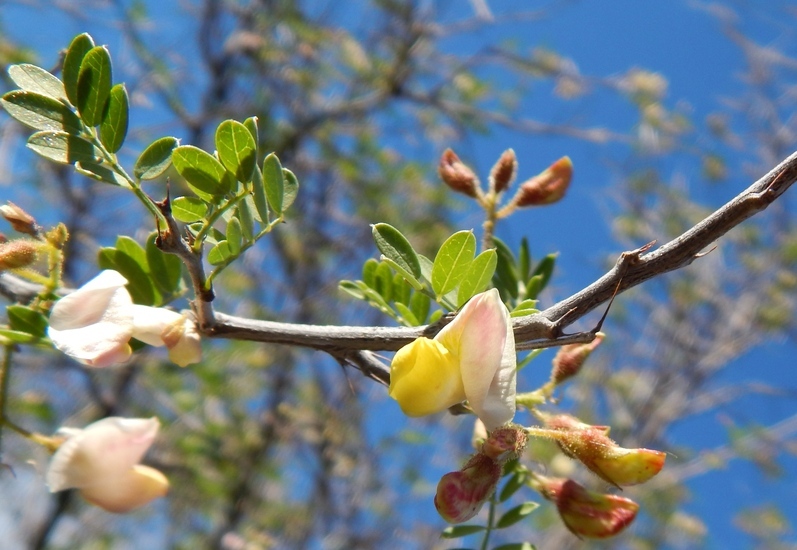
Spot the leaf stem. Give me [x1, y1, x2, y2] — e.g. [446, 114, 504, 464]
[480, 493, 497, 550]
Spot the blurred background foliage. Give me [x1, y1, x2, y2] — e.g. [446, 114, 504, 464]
[0, 1, 796, 549]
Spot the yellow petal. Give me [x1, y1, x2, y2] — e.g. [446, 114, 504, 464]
[389, 337, 465, 416]
[80, 465, 169, 514]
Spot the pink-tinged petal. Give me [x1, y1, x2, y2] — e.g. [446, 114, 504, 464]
[47, 270, 134, 367]
[130, 305, 183, 347]
[46, 417, 160, 491]
[162, 316, 202, 367]
[80, 464, 169, 514]
[389, 337, 465, 416]
[446, 289, 516, 430]
[434, 454, 501, 523]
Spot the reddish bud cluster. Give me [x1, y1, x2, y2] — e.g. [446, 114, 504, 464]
[551, 333, 605, 385]
[489, 149, 517, 193]
[438, 149, 480, 198]
[515, 156, 573, 206]
[536, 476, 639, 539]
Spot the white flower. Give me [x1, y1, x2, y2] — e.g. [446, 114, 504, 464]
[47, 270, 201, 367]
[46, 417, 168, 513]
[389, 288, 517, 430]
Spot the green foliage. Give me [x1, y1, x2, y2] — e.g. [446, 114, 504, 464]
[171, 145, 232, 201]
[134, 136, 179, 180]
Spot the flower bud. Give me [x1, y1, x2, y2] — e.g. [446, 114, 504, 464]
[434, 453, 501, 523]
[536, 476, 639, 539]
[438, 148, 480, 198]
[0, 240, 37, 271]
[45, 223, 69, 250]
[543, 414, 665, 487]
[0, 202, 38, 236]
[551, 333, 604, 385]
[481, 424, 528, 463]
[515, 156, 572, 207]
[489, 149, 517, 193]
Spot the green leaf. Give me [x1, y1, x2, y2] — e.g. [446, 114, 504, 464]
[7, 64, 66, 100]
[100, 83, 128, 153]
[531, 253, 557, 293]
[372, 223, 421, 279]
[98, 246, 157, 305]
[496, 502, 539, 529]
[418, 254, 434, 286]
[243, 116, 258, 148]
[27, 131, 98, 164]
[207, 241, 232, 265]
[0, 329, 43, 344]
[171, 196, 208, 223]
[339, 280, 367, 301]
[146, 232, 183, 299]
[394, 302, 419, 326]
[172, 145, 231, 201]
[282, 168, 299, 211]
[63, 33, 95, 105]
[235, 200, 254, 241]
[380, 256, 424, 291]
[362, 258, 379, 288]
[510, 298, 538, 318]
[215, 120, 257, 183]
[134, 136, 179, 180]
[373, 260, 393, 303]
[492, 544, 536, 550]
[393, 273, 412, 305]
[76, 46, 113, 127]
[519, 237, 531, 281]
[525, 275, 543, 301]
[1, 91, 82, 133]
[226, 217, 242, 255]
[432, 230, 476, 297]
[499, 471, 528, 502]
[409, 291, 431, 324]
[493, 237, 519, 301]
[251, 163, 269, 223]
[75, 161, 130, 187]
[441, 525, 486, 538]
[457, 249, 497, 306]
[7, 305, 48, 338]
[262, 153, 284, 214]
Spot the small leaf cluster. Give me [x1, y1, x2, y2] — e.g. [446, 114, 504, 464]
[98, 234, 184, 306]
[168, 119, 299, 286]
[340, 223, 498, 325]
[492, 237, 556, 317]
[1, 34, 130, 186]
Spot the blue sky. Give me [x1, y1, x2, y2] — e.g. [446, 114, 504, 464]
[2, 1, 797, 548]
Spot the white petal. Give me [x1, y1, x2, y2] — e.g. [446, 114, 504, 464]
[46, 417, 160, 492]
[163, 317, 202, 367]
[47, 271, 134, 367]
[130, 305, 182, 347]
[455, 289, 516, 430]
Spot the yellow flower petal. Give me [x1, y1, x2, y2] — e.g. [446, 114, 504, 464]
[389, 337, 465, 416]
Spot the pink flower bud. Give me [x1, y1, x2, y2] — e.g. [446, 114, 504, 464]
[434, 453, 501, 523]
[0, 202, 38, 236]
[537, 476, 639, 539]
[515, 156, 572, 207]
[438, 149, 480, 198]
[0, 240, 37, 270]
[481, 424, 528, 462]
[551, 333, 604, 385]
[543, 414, 665, 487]
[489, 149, 517, 193]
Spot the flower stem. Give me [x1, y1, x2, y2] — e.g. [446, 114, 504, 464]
[479, 493, 497, 550]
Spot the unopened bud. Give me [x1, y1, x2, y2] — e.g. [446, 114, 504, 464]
[515, 156, 573, 207]
[482, 424, 528, 462]
[542, 413, 665, 487]
[0, 240, 38, 270]
[551, 333, 605, 385]
[439, 149, 480, 198]
[489, 149, 517, 193]
[472, 418, 488, 451]
[536, 476, 639, 539]
[45, 223, 69, 250]
[434, 453, 501, 523]
[0, 202, 38, 236]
